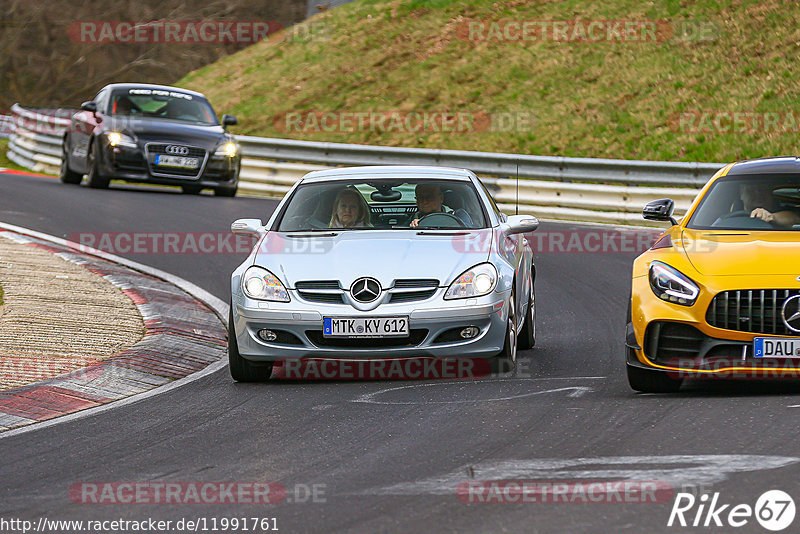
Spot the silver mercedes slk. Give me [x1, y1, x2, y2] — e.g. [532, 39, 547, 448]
[228, 165, 539, 381]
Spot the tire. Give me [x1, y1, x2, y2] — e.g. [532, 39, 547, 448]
[215, 185, 237, 197]
[59, 139, 82, 184]
[627, 360, 683, 393]
[491, 292, 517, 375]
[518, 275, 536, 350]
[181, 185, 203, 195]
[86, 140, 110, 189]
[228, 308, 273, 382]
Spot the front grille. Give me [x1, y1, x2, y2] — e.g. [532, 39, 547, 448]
[707, 289, 800, 335]
[389, 290, 437, 303]
[146, 143, 206, 177]
[644, 322, 705, 362]
[148, 144, 205, 158]
[306, 329, 428, 348]
[296, 281, 340, 290]
[394, 279, 439, 289]
[296, 280, 344, 304]
[388, 279, 438, 303]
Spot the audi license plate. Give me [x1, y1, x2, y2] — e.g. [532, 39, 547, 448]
[155, 154, 199, 169]
[753, 337, 800, 358]
[323, 316, 409, 338]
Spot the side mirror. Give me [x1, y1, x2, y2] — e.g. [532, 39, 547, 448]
[222, 114, 238, 128]
[505, 215, 539, 235]
[643, 199, 678, 225]
[81, 101, 98, 112]
[231, 218, 265, 237]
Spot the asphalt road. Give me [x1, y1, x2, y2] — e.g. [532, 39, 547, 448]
[2, 172, 800, 534]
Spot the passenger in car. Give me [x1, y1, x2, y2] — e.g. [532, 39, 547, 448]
[329, 188, 373, 228]
[739, 182, 800, 228]
[113, 96, 135, 115]
[409, 183, 473, 227]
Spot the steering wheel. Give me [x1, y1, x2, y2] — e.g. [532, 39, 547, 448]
[712, 209, 773, 229]
[415, 212, 466, 228]
[717, 210, 750, 220]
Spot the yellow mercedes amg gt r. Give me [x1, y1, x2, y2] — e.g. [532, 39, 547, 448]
[627, 157, 800, 392]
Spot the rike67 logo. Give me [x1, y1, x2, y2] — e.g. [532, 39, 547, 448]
[668, 490, 795, 531]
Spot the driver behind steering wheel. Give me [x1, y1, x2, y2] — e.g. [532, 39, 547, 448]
[409, 183, 473, 227]
[740, 182, 800, 228]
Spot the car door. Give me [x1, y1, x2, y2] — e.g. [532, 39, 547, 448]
[70, 89, 107, 173]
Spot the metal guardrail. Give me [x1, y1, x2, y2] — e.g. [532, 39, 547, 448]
[6, 104, 723, 225]
[0, 115, 13, 139]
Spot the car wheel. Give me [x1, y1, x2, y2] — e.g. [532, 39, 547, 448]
[59, 140, 82, 184]
[86, 141, 110, 189]
[181, 185, 203, 195]
[491, 292, 517, 375]
[228, 308, 273, 382]
[215, 186, 237, 197]
[518, 275, 536, 350]
[626, 358, 683, 393]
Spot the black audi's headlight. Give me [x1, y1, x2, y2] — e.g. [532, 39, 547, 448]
[242, 266, 289, 302]
[106, 131, 137, 149]
[214, 140, 238, 158]
[649, 261, 699, 306]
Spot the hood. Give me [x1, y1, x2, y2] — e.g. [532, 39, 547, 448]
[253, 230, 492, 288]
[681, 228, 800, 276]
[108, 117, 228, 149]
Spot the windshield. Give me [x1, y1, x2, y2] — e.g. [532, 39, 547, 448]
[109, 89, 218, 125]
[688, 174, 800, 230]
[276, 179, 489, 231]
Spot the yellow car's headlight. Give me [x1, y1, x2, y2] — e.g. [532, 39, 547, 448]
[649, 261, 699, 306]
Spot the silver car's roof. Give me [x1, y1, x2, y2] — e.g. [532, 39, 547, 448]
[300, 165, 475, 183]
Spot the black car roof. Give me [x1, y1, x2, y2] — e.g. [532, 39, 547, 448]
[100, 83, 208, 99]
[726, 156, 800, 176]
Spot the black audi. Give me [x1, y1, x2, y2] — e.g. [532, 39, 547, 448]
[61, 83, 241, 196]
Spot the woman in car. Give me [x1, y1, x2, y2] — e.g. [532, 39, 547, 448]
[329, 188, 373, 228]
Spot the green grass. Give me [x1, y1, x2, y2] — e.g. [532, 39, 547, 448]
[0, 283, 4, 307]
[179, 0, 798, 163]
[0, 139, 34, 173]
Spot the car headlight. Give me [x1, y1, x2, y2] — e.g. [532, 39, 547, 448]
[242, 266, 290, 302]
[649, 261, 699, 306]
[106, 131, 136, 148]
[215, 141, 238, 157]
[444, 263, 498, 300]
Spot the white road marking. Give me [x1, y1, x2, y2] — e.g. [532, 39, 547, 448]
[360, 455, 800, 496]
[352, 379, 596, 405]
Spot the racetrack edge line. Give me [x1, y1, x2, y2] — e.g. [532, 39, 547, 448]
[0, 221, 231, 440]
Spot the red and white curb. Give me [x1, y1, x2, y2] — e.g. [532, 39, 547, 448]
[0, 223, 229, 435]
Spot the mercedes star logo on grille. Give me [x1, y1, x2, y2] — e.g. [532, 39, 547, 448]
[781, 294, 800, 332]
[165, 145, 190, 155]
[350, 277, 381, 303]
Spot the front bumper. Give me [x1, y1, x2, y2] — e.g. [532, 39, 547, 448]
[628, 275, 800, 378]
[232, 288, 510, 361]
[99, 143, 239, 188]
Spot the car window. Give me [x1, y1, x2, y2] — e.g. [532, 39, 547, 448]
[93, 89, 109, 114]
[477, 178, 502, 221]
[276, 179, 489, 231]
[109, 89, 219, 125]
[688, 174, 800, 230]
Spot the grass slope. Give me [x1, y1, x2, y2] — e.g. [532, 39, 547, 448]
[180, 0, 797, 162]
